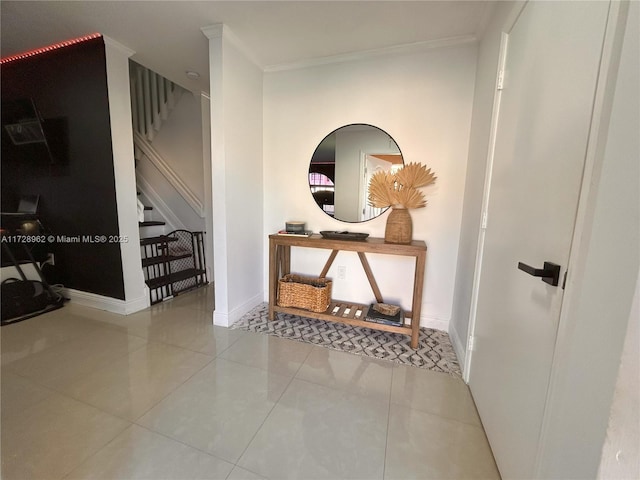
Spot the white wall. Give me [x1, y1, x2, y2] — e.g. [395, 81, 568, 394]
[598, 272, 640, 479]
[149, 91, 205, 201]
[204, 25, 264, 326]
[263, 44, 477, 330]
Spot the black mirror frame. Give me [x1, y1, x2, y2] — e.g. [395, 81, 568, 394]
[308, 123, 403, 223]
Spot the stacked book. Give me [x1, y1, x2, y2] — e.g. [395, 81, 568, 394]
[365, 303, 404, 326]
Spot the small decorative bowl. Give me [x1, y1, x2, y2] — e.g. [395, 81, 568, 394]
[372, 303, 401, 316]
[286, 221, 306, 233]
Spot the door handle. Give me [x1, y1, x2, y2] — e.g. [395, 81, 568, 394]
[517, 261, 561, 287]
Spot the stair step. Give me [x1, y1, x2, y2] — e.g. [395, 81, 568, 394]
[139, 221, 165, 227]
[142, 253, 192, 268]
[144, 206, 152, 211]
[145, 268, 207, 289]
[140, 235, 178, 246]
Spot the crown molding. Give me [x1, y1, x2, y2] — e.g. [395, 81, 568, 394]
[264, 34, 477, 73]
[201, 24, 261, 69]
[103, 35, 135, 57]
[201, 24, 224, 39]
[475, 1, 498, 39]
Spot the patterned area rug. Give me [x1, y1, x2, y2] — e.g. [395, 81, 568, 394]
[232, 304, 461, 377]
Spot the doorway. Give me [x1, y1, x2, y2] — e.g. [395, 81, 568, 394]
[464, 1, 614, 477]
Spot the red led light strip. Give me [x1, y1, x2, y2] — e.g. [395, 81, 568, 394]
[1, 33, 103, 64]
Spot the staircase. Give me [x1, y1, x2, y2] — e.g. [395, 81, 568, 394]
[129, 61, 183, 143]
[130, 63, 208, 304]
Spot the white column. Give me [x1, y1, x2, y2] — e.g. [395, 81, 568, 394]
[201, 24, 264, 327]
[202, 25, 229, 325]
[103, 36, 149, 313]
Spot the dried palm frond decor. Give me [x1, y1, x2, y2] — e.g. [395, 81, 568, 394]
[368, 162, 437, 244]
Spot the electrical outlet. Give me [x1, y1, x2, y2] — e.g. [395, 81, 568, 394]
[337, 266, 346, 280]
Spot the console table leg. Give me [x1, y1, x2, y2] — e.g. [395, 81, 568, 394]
[410, 251, 427, 349]
[357, 252, 384, 303]
[268, 240, 277, 320]
[319, 250, 339, 278]
[282, 246, 291, 275]
[411, 323, 420, 349]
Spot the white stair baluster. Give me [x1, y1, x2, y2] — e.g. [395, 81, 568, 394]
[143, 68, 154, 141]
[159, 76, 168, 120]
[130, 75, 138, 133]
[135, 66, 145, 136]
[151, 72, 161, 131]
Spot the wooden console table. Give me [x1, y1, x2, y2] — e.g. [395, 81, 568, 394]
[268, 233, 427, 349]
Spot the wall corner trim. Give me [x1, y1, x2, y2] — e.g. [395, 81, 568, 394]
[213, 293, 263, 328]
[102, 36, 135, 57]
[448, 321, 468, 379]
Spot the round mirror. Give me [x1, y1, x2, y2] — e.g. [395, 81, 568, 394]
[309, 124, 404, 223]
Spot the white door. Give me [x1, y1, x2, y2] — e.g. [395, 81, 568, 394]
[359, 154, 392, 221]
[468, 1, 610, 478]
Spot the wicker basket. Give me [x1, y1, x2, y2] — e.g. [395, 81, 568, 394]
[278, 274, 332, 313]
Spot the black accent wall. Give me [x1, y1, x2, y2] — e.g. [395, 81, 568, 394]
[1, 37, 126, 300]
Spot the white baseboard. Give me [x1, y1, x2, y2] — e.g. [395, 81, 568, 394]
[63, 288, 149, 315]
[448, 321, 468, 379]
[420, 314, 449, 332]
[214, 292, 263, 327]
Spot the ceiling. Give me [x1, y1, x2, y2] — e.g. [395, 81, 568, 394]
[1, 1, 494, 93]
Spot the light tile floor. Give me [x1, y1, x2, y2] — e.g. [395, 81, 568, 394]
[1, 286, 500, 479]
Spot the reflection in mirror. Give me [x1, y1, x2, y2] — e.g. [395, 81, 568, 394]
[308, 124, 403, 223]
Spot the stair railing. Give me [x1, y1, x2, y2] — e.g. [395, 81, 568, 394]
[134, 133, 205, 217]
[129, 62, 183, 142]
